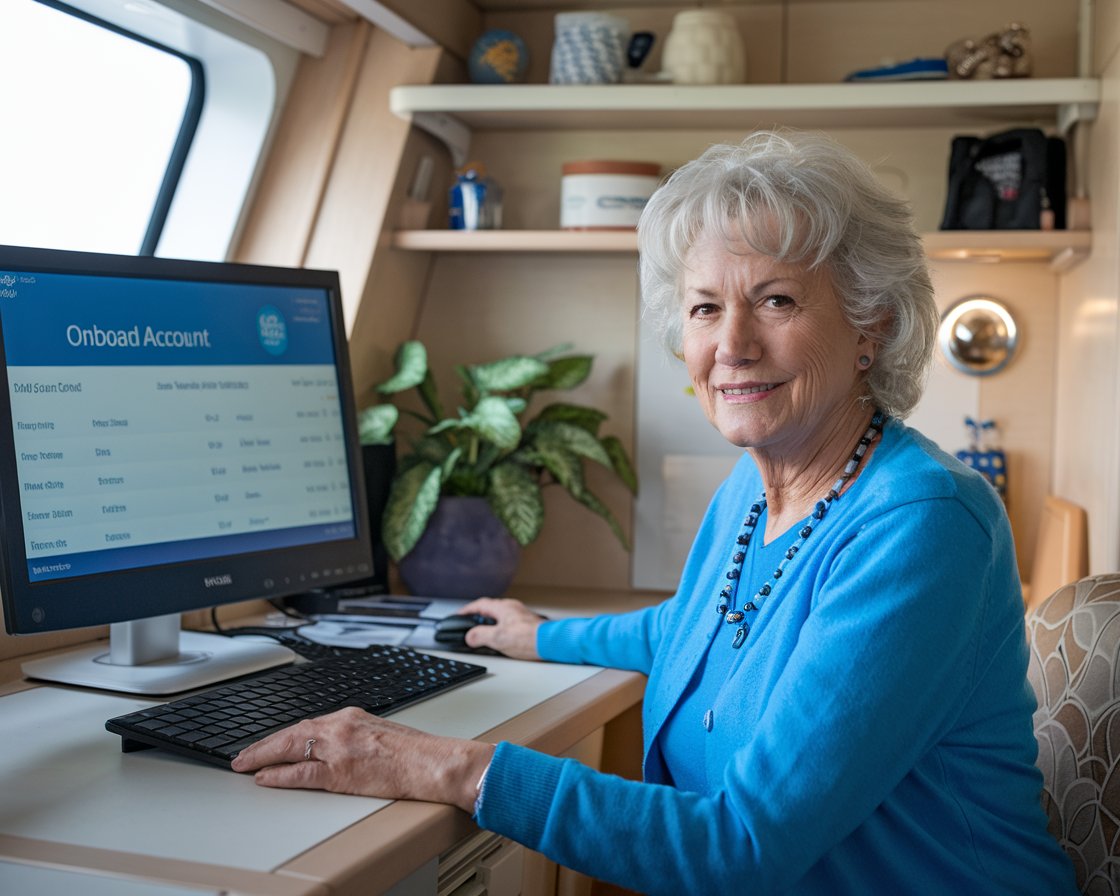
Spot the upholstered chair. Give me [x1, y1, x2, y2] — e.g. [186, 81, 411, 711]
[1027, 574, 1120, 893]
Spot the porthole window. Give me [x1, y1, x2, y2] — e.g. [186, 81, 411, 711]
[0, 0, 201, 255]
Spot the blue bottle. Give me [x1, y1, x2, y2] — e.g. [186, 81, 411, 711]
[449, 163, 502, 230]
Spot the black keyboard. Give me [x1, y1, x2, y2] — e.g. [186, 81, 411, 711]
[105, 644, 487, 768]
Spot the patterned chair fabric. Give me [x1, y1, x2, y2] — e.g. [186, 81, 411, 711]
[1028, 574, 1120, 894]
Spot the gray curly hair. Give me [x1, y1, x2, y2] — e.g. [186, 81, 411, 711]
[637, 131, 937, 418]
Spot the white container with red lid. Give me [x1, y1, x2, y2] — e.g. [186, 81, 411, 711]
[560, 160, 661, 230]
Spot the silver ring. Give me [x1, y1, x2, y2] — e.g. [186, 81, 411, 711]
[303, 738, 316, 761]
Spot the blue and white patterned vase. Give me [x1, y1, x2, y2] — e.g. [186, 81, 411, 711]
[549, 12, 628, 84]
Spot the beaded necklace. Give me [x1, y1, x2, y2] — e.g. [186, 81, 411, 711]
[716, 409, 886, 649]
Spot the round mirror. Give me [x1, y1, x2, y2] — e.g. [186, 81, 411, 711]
[938, 296, 1019, 376]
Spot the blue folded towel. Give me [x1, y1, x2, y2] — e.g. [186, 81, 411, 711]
[844, 57, 949, 82]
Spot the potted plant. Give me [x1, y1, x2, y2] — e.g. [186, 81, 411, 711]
[357, 340, 637, 598]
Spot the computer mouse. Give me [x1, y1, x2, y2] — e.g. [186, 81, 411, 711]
[433, 613, 496, 649]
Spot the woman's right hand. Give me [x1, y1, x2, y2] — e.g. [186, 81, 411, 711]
[457, 596, 544, 660]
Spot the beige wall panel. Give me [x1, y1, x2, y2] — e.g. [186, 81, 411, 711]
[235, 22, 370, 267]
[469, 124, 962, 236]
[348, 49, 464, 399]
[347, 241, 435, 406]
[374, 0, 482, 61]
[287, 0, 358, 25]
[412, 253, 639, 590]
[929, 261, 1058, 578]
[1054, 46, 1120, 573]
[303, 33, 442, 331]
[1098, 0, 1120, 74]
[787, 0, 1079, 83]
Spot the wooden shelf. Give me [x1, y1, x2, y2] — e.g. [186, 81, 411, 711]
[922, 230, 1092, 271]
[390, 79, 1100, 163]
[391, 229, 639, 252]
[392, 229, 1091, 270]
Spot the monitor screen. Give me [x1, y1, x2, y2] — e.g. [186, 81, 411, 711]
[0, 245, 373, 692]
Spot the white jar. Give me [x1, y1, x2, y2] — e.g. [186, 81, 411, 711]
[560, 160, 661, 230]
[662, 10, 746, 85]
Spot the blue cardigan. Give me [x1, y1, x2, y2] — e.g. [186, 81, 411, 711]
[475, 419, 1076, 894]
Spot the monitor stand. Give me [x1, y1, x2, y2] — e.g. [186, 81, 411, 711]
[21, 613, 293, 695]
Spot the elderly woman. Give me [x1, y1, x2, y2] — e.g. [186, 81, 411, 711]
[233, 131, 1076, 894]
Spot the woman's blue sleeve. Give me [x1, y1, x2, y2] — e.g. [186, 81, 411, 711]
[535, 599, 672, 675]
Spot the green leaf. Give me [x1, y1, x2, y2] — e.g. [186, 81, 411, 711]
[378, 341, 428, 394]
[540, 355, 593, 390]
[571, 486, 630, 550]
[417, 368, 444, 420]
[442, 446, 483, 497]
[470, 356, 550, 392]
[408, 435, 454, 467]
[470, 396, 522, 450]
[601, 435, 638, 494]
[446, 468, 488, 496]
[489, 462, 544, 546]
[357, 404, 398, 445]
[524, 444, 630, 550]
[528, 442, 585, 494]
[440, 446, 464, 482]
[455, 364, 479, 410]
[428, 417, 464, 436]
[474, 442, 503, 474]
[381, 462, 442, 561]
[530, 420, 611, 466]
[534, 402, 607, 434]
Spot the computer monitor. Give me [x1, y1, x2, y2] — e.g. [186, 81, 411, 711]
[0, 245, 374, 694]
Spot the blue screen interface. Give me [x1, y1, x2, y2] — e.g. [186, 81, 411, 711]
[0, 269, 357, 583]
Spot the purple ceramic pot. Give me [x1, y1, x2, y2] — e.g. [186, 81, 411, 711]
[397, 496, 520, 599]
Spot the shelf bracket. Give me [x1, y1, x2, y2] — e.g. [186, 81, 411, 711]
[410, 111, 471, 168]
[1050, 245, 1090, 274]
[1057, 101, 1098, 135]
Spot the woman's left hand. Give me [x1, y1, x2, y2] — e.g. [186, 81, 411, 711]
[230, 707, 495, 812]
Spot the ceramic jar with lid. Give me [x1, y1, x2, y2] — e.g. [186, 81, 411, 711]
[560, 160, 661, 230]
[662, 10, 746, 85]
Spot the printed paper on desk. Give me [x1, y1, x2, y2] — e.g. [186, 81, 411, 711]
[297, 619, 413, 647]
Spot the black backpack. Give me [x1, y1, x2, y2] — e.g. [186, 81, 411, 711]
[940, 127, 1066, 230]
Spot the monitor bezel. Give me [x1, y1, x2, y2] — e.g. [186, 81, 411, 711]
[0, 244, 373, 635]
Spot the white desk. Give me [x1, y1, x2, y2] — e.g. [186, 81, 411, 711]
[0, 636, 647, 896]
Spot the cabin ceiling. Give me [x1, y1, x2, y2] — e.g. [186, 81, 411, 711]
[453, 0, 717, 8]
[285, 0, 774, 28]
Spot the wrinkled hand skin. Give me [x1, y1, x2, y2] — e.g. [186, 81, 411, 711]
[457, 596, 544, 660]
[230, 708, 495, 813]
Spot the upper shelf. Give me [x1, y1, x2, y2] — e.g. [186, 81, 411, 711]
[390, 79, 1101, 164]
[392, 229, 1093, 272]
